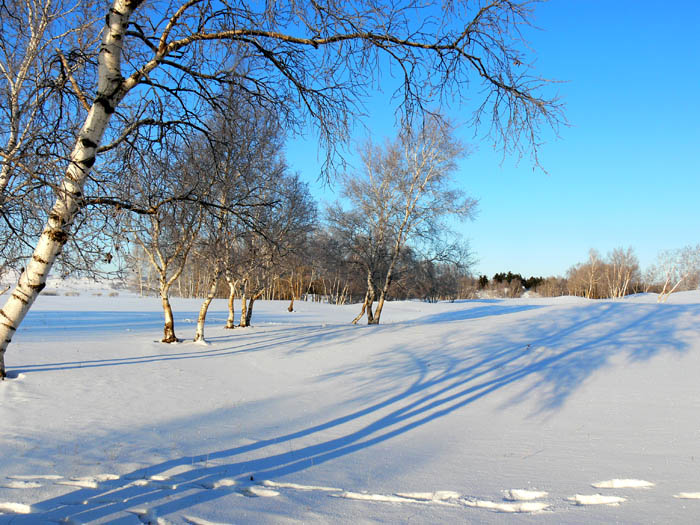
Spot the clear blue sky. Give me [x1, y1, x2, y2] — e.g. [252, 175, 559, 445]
[286, 0, 700, 278]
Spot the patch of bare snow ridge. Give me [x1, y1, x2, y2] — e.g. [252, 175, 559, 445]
[592, 479, 655, 489]
[463, 498, 550, 513]
[674, 492, 700, 499]
[566, 494, 626, 506]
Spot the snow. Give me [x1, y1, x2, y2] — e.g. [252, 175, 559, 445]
[2, 287, 700, 523]
[566, 494, 626, 506]
[592, 479, 655, 489]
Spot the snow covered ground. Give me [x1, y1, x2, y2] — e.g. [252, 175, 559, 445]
[1, 287, 700, 523]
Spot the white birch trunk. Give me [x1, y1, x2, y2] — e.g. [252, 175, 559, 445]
[224, 274, 238, 329]
[194, 264, 223, 342]
[161, 284, 178, 343]
[0, 0, 142, 378]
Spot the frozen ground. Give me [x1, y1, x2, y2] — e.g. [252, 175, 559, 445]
[1, 286, 700, 523]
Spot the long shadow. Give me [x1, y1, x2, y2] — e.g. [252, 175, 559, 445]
[11, 323, 358, 374]
[413, 302, 544, 324]
[5, 300, 700, 523]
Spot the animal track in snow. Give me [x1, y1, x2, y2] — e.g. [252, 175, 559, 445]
[0, 502, 33, 514]
[127, 506, 173, 525]
[199, 478, 237, 489]
[262, 480, 341, 492]
[674, 492, 700, 499]
[183, 516, 231, 525]
[335, 491, 419, 504]
[463, 499, 550, 513]
[567, 494, 626, 506]
[55, 474, 119, 489]
[504, 489, 549, 501]
[592, 479, 654, 489]
[1, 480, 42, 489]
[394, 491, 461, 503]
[239, 486, 280, 497]
[7, 474, 63, 480]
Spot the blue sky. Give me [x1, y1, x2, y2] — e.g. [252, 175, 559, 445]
[286, 0, 700, 278]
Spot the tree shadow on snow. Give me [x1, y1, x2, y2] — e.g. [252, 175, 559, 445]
[6, 300, 700, 522]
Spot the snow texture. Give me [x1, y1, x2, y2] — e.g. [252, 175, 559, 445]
[567, 494, 626, 506]
[2, 285, 700, 523]
[504, 489, 549, 501]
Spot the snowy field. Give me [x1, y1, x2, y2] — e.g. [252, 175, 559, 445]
[2, 285, 700, 523]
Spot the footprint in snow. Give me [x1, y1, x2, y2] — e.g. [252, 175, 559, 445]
[1, 480, 42, 489]
[567, 494, 626, 506]
[463, 499, 550, 513]
[55, 474, 119, 489]
[0, 502, 33, 514]
[239, 486, 279, 497]
[674, 492, 700, 499]
[592, 479, 654, 489]
[504, 489, 548, 501]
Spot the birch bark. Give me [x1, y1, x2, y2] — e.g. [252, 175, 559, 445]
[0, 0, 144, 378]
[194, 262, 223, 342]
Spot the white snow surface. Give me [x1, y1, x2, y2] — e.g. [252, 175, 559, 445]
[2, 287, 700, 523]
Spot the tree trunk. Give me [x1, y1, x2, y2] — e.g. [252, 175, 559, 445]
[194, 265, 223, 343]
[288, 295, 295, 312]
[244, 290, 264, 326]
[224, 277, 237, 329]
[239, 284, 248, 327]
[0, 0, 139, 379]
[352, 291, 369, 324]
[161, 287, 178, 343]
[372, 294, 386, 324]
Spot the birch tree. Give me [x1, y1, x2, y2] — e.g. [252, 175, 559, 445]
[0, 0, 563, 377]
[330, 117, 476, 324]
[122, 144, 204, 343]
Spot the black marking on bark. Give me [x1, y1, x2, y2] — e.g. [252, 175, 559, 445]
[32, 255, 48, 264]
[94, 96, 115, 114]
[80, 155, 96, 168]
[48, 229, 70, 245]
[109, 7, 126, 18]
[29, 282, 46, 293]
[81, 138, 97, 149]
[11, 293, 28, 305]
[0, 309, 11, 321]
[1, 323, 16, 332]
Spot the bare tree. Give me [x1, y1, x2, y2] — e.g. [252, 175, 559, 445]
[646, 245, 700, 302]
[330, 117, 476, 324]
[0, 0, 562, 377]
[121, 142, 205, 343]
[604, 247, 640, 299]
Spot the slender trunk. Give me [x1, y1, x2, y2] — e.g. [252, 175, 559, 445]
[366, 291, 376, 324]
[239, 282, 248, 327]
[288, 295, 295, 312]
[372, 260, 396, 325]
[366, 273, 377, 324]
[161, 283, 177, 343]
[194, 264, 223, 342]
[224, 277, 238, 329]
[0, 0, 140, 378]
[352, 291, 369, 324]
[245, 289, 264, 326]
[373, 294, 386, 324]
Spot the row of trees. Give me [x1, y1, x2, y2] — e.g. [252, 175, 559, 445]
[471, 245, 700, 300]
[0, 0, 563, 378]
[122, 113, 476, 340]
